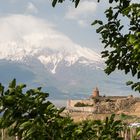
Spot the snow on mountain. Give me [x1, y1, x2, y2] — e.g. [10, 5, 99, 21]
[0, 14, 103, 74]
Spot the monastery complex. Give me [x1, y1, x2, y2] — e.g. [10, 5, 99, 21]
[67, 87, 140, 114]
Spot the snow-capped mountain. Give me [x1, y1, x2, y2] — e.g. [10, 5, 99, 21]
[0, 14, 103, 74]
[0, 42, 103, 74]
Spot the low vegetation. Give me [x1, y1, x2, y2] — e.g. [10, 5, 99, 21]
[74, 102, 93, 107]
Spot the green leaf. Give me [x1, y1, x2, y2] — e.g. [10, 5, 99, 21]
[96, 26, 104, 33]
[75, 0, 80, 8]
[126, 81, 133, 85]
[131, 82, 139, 89]
[9, 79, 16, 88]
[129, 35, 136, 44]
[132, 68, 137, 76]
[138, 71, 140, 79]
[58, 107, 65, 113]
[19, 121, 32, 130]
[91, 20, 103, 25]
[52, 0, 58, 7]
[109, 0, 113, 3]
[0, 84, 4, 95]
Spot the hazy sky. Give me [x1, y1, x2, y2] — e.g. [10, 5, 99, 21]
[0, 0, 109, 53]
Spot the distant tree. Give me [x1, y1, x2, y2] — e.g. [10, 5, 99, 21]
[74, 102, 93, 107]
[52, 0, 140, 92]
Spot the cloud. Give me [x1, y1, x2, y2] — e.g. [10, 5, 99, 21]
[65, 0, 97, 26]
[0, 14, 101, 59]
[25, 2, 38, 14]
[0, 14, 74, 52]
[9, 0, 18, 3]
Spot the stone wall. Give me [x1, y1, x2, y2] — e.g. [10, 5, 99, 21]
[68, 107, 96, 112]
[67, 96, 137, 114]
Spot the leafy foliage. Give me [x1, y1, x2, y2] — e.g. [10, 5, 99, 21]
[0, 79, 66, 140]
[61, 114, 124, 140]
[0, 79, 126, 140]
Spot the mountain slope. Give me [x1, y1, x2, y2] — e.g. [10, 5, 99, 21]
[0, 59, 135, 100]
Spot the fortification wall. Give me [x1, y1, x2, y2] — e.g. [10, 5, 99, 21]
[67, 96, 137, 113]
[68, 107, 96, 112]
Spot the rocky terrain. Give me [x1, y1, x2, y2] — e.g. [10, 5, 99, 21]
[95, 96, 137, 114]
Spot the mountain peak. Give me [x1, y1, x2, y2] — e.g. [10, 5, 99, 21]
[0, 14, 103, 73]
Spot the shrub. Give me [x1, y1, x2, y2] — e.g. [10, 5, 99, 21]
[74, 102, 93, 107]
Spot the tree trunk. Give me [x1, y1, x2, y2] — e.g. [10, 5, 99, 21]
[16, 135, 21, 140]
[1, 129, 4, 140]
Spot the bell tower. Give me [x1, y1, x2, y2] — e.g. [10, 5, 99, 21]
[90, 87, 99, 98]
